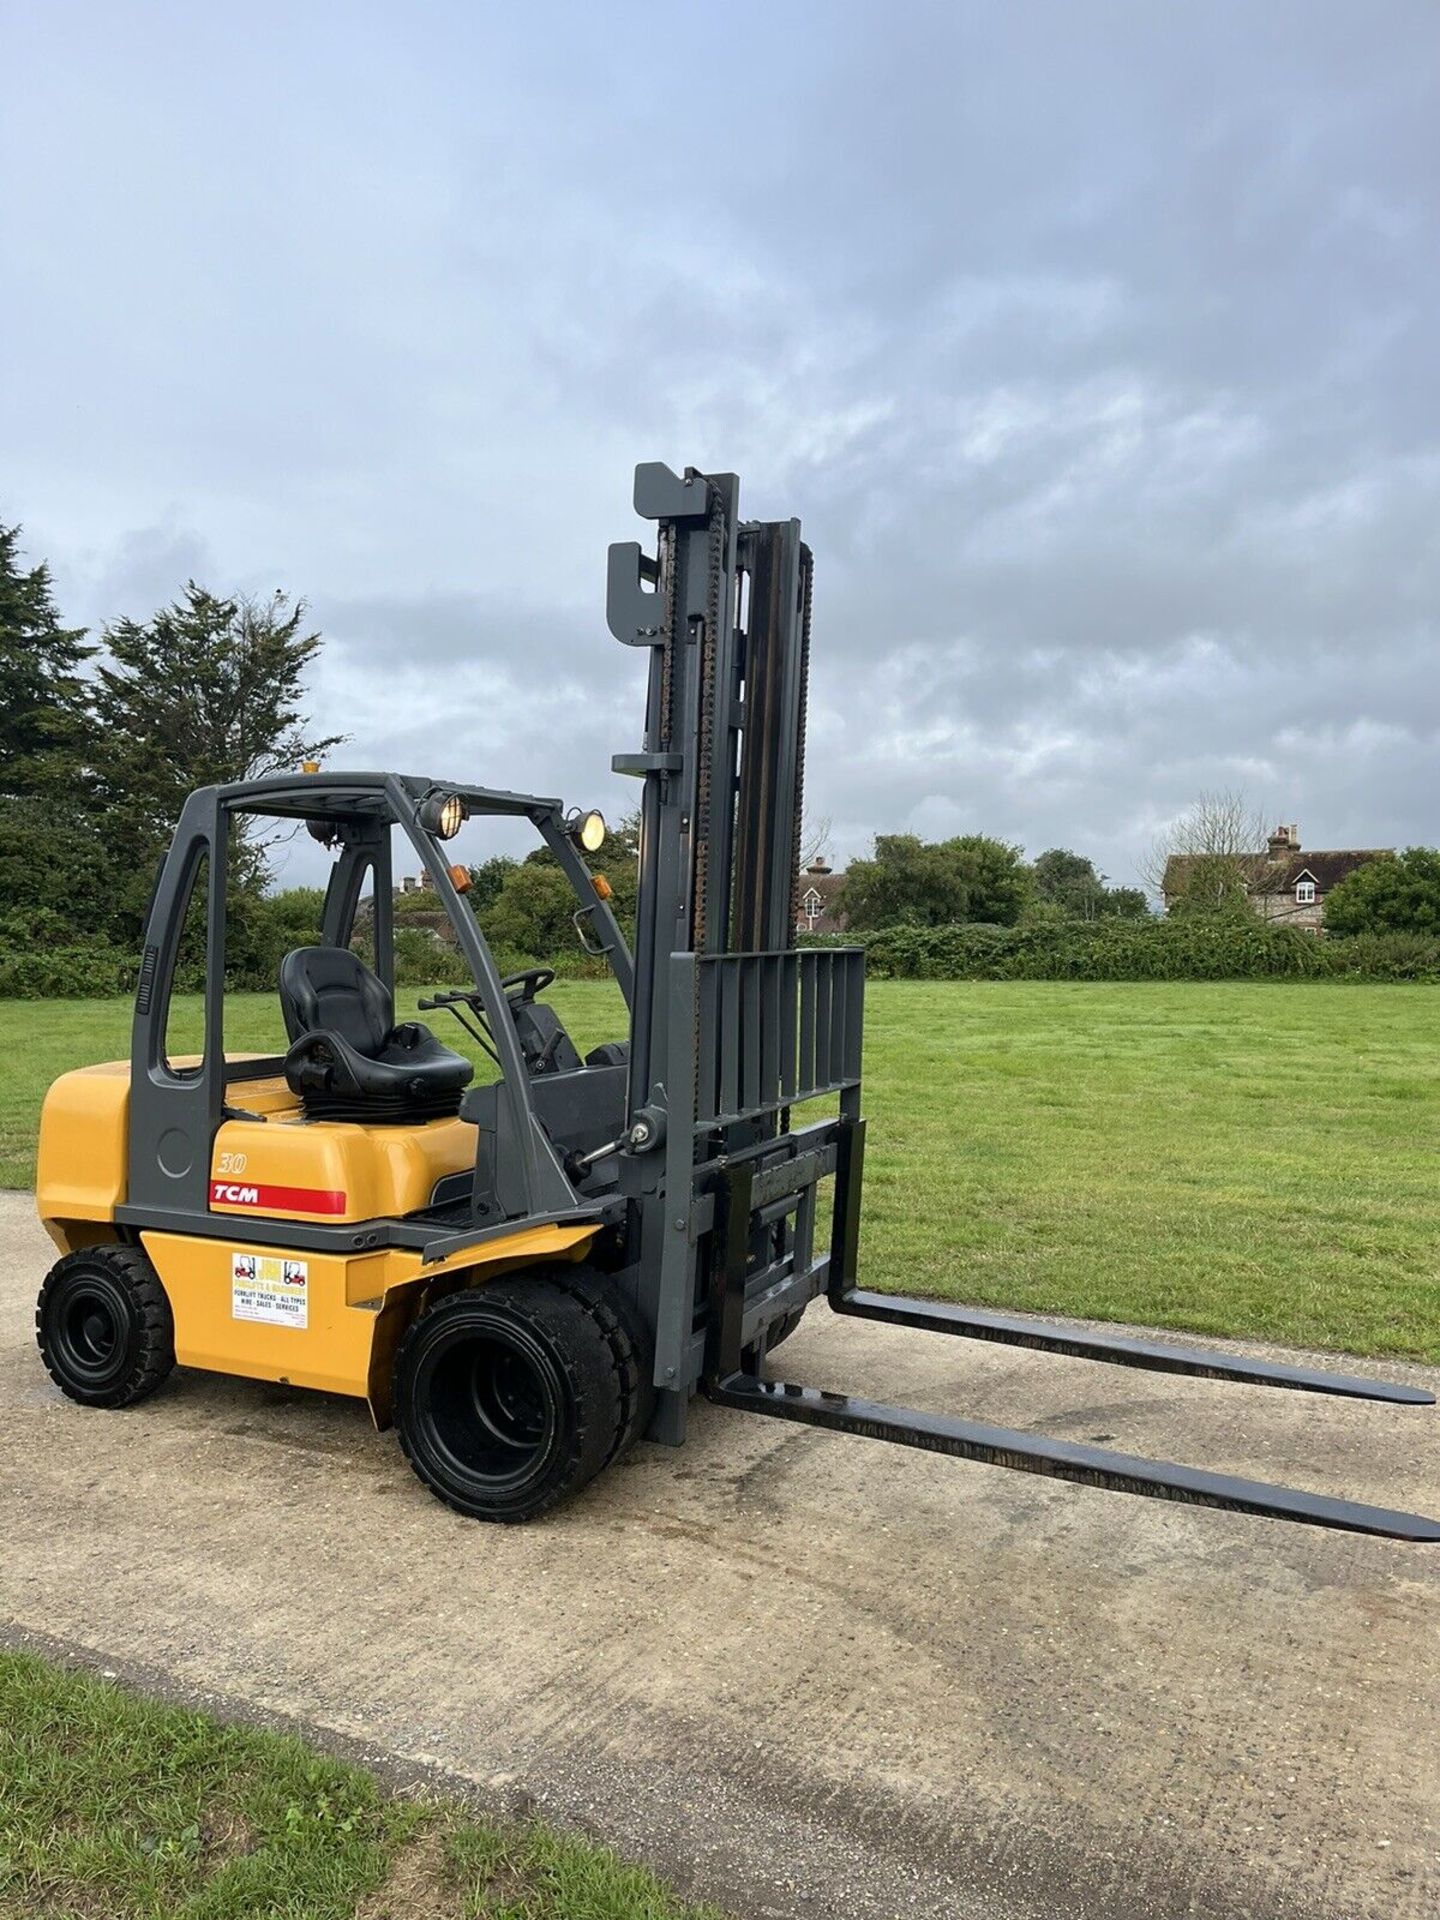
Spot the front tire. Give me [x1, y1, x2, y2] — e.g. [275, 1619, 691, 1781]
[36, 1245, 175, 1409]
[393, 1269, 650, 1523]
[765, 1305, 807, 1353]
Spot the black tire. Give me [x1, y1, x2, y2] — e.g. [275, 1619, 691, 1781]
[558, 1267, 655, 1466]
[393, 1268, 652, 1523]
[744, 1297, 814, 1374]
[36, 1244, 175, 1409]
[765, 1305, 807, 1353]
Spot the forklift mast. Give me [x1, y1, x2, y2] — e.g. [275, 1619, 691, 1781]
[607, 464, 861, 1438]
[610, 463, 813, 1114]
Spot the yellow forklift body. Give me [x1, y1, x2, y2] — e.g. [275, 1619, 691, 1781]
[35, 1062, 131, 1246]
[38, 1059, 482, 1239]
[206, 1083, 475, 1225]
[37, 1055, 598, 1423]
[140, 1221, 598, 1417]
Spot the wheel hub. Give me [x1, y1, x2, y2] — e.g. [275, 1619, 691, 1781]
[62, 1289, 123, 1375]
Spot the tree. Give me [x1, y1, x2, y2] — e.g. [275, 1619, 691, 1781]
[1031, 848, 1107, 920]
[1102, 886, 1150, 921]
[1166, 852, 1258, 917]
[840, 833, 1031, 930]
[486, 860, 582, 957]
[0, 523, 94, 800]
[467, 855, 520, 915]
[1025, 849, 1152, 923]
[92, 585, 343, 935]
[799, 811, 834, 871]
[0, 797, 114, 936]
[1325, 850, 1440, 937]
[481, 810, 640, 957]
[1028, 849, 1153, 921]
[1142, 789, 1268, 897]
[0, 526, 111, 935]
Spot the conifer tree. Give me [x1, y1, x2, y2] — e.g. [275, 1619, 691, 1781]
[93, 584, 343, 930]
[0, 523, 93, 799]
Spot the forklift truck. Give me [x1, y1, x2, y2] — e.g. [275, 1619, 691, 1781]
[34, 462, 1440, 1539]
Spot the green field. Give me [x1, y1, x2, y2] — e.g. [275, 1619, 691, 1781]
[0, 1649, 719, 1919]
[4, 980, 1437, 1360]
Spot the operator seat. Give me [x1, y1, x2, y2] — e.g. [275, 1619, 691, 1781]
[278, 947, 473, 1123]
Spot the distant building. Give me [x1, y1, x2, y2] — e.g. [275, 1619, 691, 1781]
[795, 860, 847, 935]
[1162, 824, 1391, 931]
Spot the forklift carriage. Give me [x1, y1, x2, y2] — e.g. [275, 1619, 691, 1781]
[33, 462, 1440, 1539]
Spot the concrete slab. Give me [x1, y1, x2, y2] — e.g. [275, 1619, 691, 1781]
[2, 1190, 1436, 1919]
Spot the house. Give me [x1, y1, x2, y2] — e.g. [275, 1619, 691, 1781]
[1162, 824, 1391, 931]
[795, 859, 847, 935]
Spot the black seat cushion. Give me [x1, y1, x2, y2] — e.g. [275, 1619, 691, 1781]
[278, 947, 473, 1123]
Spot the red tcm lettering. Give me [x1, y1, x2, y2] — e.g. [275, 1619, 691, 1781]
[210, 1180, 347, 1215]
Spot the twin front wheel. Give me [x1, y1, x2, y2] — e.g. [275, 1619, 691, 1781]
[35, 1251, 653, 1524]
[392, 1268, 654, 1521]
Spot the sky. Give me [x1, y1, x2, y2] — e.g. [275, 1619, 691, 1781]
[3, 0, 1436, 892]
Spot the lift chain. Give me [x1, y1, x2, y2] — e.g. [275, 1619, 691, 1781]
[788, 543, 813, 937]
[656, 522, 678, 754]
[689, 479, 726, 951]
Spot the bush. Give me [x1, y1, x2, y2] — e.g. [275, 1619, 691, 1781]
[393, 926, 475, 987]
[223, 887, 328, 990]
[1316, 930, 1440, 980]
[804, 919, 1440, 983]
[1325, 848, 1440, 937]
[0, 942, 136, 998]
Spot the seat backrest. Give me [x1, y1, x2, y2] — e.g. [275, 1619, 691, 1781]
[279, 947, 394, 1057]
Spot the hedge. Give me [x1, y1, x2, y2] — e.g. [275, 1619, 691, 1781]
[0, 944, 140, 999]
[806, 921, 1440, 982]
[0, 931, 616, 999]
[6, 918, 1439, 1000]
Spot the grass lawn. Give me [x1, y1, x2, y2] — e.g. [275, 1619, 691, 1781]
[3, 979, 1437, 1361]
[0, 1648, 721, 1920]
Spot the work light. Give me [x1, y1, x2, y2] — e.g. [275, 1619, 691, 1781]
[569, 809, 606, 854]
[420, 792, 467, 839]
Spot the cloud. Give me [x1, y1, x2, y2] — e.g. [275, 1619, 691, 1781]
[2, 0, 1437, 897]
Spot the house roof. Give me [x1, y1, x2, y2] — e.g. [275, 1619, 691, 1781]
[797, 870, 845, 906]
[1162, 849, 1391, 897]
[1248, 850, 1391, 895]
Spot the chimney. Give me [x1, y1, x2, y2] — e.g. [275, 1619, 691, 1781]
[1267, 824, 1300, 856]
[806, 859, 832, 876]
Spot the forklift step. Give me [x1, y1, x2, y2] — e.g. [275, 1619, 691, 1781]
[832, 1290, 1435, 1406]
[707, 1373, 1440, 1542]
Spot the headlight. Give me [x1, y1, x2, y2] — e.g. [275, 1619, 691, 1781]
[570, 809, 606, 855]
[420, 792, 467, 839]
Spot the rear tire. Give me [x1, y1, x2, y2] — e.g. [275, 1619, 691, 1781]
[36, 1245, 175, 1409]
[393, 1268, 652, 1523]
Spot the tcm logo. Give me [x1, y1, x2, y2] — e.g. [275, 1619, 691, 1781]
[211, 1181, 259, 1206]
[210, 1178, 348, 1215]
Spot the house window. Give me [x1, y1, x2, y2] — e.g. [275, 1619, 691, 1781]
[1295, 880, 1316, 906]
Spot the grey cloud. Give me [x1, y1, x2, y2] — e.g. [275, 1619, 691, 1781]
[3, 0, 1437, 896]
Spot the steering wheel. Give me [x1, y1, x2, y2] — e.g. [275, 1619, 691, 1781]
[498, 967, 555, 1004]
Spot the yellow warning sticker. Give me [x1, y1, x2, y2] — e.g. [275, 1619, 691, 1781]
[231, 1252, 308, 1329]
